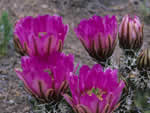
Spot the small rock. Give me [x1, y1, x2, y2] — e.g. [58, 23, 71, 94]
[8, 100, 15, 105]
[0, 94, 5, 100]
[41, 4, 48, 9]
[13, 3, 17, 8]
[0, 69, 8, 75]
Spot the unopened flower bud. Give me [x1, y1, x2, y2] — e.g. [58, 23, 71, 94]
[137, 48, 150, 70]
[119, 15, 143, 51]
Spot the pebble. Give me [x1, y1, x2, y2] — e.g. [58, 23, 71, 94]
[0, 94, 5, 100]
[41, 4, 48, 9]
[8, 100, 15, 105]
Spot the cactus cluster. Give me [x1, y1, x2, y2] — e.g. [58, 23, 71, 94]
[12, 14, 150, 113]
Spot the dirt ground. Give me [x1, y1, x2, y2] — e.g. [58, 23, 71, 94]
[0, 0, 150, 113]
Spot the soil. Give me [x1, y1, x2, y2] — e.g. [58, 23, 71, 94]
[0, 0, 150, 113]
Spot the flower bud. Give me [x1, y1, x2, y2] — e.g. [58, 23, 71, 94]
[137, 48, 150, 70]
[119, 15, 143, 51]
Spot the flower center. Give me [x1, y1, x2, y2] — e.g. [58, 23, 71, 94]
[44, 69, 54, 80]
[38, 32, 47, 38]
[87, 88, 106, 101]
[44, 69, 52, 75]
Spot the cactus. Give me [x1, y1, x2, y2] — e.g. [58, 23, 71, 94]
[0, 11, 12, 56]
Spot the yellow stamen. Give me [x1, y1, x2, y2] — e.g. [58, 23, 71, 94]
[38, 32, 47, 38]
[87, 88, 106, 101]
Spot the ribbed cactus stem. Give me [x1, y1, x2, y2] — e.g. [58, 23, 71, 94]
[28, 96, 73, 113]
[117, 49, 139, 113]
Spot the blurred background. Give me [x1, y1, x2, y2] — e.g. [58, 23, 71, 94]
[0, 0, 150, 112]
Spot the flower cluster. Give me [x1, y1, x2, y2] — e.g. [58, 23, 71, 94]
[13, 14, 130, 112]
[14, 15, 72, 102]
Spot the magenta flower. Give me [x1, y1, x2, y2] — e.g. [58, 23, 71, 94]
[119, 15, 143, 51]
[64, 64, 125, 113]
[15, 52, 74, 102]
[14, 15, 68, 56]
[75, 15, 117, 62]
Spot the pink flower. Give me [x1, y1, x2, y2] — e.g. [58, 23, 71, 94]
[14, 15, 68, 56]
[75, 15, 117, 62]
[64, 64, 125, 113]
[15, 52, 74, 102]
[119, 15, 143, 51]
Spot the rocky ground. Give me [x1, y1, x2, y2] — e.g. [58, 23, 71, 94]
[0, 0, 150, 113]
